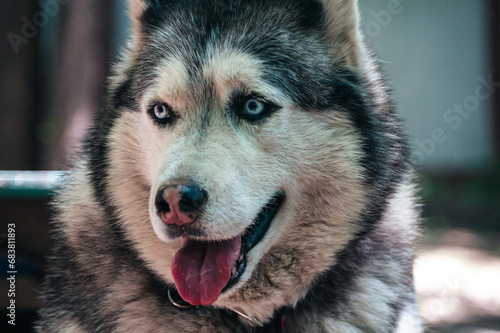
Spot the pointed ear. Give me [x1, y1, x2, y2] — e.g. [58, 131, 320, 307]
[129, 0, 148, 23]
[128, 0, 150, 45]
[318, 0, 364, 68]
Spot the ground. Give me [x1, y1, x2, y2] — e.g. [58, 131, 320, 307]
[417, 165, 500, 332]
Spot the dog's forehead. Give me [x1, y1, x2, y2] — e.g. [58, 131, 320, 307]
[134, 0, 363, 113]
[150, 49, 288, 108]
[140, 0, 325, 32]
[142, 5, 313, 81]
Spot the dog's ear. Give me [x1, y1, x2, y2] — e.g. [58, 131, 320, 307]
[318, 0, 364, 68]
[128, 0, 153, 45]
[129, 0, 150, 26]
[128, 0, 150, 23]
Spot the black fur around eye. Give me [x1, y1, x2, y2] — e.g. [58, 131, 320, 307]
[149, 103, 175, 125]
[232, 94, 281, 121]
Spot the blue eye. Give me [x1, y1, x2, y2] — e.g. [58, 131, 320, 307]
[150, 103, 175, 125]
[154, 104, 168, 119]
[231, 93, 281, 121]
[243, 99, 266, 117]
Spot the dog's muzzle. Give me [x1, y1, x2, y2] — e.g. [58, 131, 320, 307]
[154, 183, 208, 226]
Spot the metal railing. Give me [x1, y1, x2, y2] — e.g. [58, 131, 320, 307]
[0, 171, 64, 198]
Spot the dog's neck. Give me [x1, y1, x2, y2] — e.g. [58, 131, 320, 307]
[167, 287, 284, 331]
[143, 231, 370, 333]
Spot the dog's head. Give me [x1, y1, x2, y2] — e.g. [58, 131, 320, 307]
[90, 0, 404, 322]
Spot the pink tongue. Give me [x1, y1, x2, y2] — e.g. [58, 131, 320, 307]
[171, 236, 241, 306]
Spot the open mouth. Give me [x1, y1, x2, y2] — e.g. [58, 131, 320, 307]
[224, 193, 285, 292]
[170, 192, 285, 306]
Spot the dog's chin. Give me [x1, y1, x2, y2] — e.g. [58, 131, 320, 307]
[150, 193, 286, 306]
[223, 193, 285, 292]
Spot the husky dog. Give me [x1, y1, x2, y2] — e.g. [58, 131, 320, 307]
[37, 0, 422, 332]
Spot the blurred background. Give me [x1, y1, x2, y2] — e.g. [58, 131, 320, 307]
[0, 0, 499, 332]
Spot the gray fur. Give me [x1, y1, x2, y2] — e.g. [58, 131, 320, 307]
[37, 0, 423, 332]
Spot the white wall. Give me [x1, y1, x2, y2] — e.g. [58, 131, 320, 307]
[359, 0, 494, 172]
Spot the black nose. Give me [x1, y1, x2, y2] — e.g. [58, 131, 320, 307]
[178, 184, 208, 213]
[155, 184, 208, 226]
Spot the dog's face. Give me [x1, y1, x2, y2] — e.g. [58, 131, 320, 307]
[103, 0, 371, 321]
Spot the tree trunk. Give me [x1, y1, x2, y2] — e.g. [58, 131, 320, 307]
[41, 0, 114, 169]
